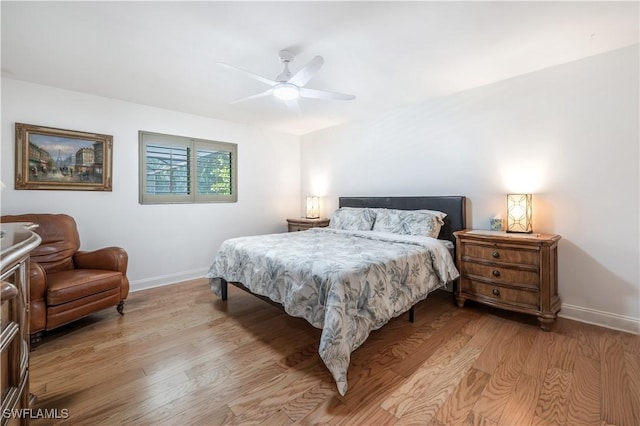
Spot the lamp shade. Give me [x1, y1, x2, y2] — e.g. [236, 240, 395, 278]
[506, 194, 532, 233]
[305, 196, 320, 219]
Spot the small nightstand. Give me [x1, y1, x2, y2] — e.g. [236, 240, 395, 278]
[453, 229, 561, 331]
[287, 218, 330, 232]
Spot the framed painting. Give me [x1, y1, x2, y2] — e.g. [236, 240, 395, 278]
[15, 123, 113, 191]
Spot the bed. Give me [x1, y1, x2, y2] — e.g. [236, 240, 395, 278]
[206, 196, 466, 395]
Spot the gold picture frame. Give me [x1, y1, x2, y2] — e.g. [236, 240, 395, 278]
[15, 123, 113, 191]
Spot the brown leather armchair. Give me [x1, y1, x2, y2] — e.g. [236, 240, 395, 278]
[1, 214, 129, 346]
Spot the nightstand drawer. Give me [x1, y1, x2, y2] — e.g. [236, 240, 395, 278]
[462, 262, 540, 287]
[461, 279, 539, 308]
[286, 218, 330, 232]
[464, 243, 539, 266]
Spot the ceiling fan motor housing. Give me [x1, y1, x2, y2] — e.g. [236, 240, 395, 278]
[278, 49, 296, 63]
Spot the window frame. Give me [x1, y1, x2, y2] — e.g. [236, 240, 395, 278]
[139, 131, 238, 204]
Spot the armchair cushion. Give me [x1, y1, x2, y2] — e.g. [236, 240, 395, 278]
[46, 269, 122, 306]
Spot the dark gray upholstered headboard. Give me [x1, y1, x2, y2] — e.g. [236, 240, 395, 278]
[339, 196, 466, 246]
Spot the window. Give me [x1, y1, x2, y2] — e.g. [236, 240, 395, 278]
[139, 131, 237, 204]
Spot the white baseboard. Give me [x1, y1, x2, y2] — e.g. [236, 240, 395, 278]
[559, 303, 640, 335]
[129, 268, 208, 293]
[129, 272, 640, 336]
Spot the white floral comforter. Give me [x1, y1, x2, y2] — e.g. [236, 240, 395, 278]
[206, 228, 459, 395]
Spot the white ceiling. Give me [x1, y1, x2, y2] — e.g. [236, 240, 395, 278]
[2, 1, 638, 136]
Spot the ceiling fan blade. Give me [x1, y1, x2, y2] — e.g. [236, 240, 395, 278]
[230, 89, 273, 104]
[287, 56, 324, 87]
[284, 99, 302, 116]
[300, 87, 355, 101]
[217, 62, 277, 87]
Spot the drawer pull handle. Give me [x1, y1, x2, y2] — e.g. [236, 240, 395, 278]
[492, 270, 501, 277]
[492, 288, 500, 296]
[492, 251, 500, 258]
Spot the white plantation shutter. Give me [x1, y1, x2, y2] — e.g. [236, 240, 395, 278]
[139, 131, 237, 204]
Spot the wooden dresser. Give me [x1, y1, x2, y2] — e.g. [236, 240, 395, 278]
[286, 218, 330, 232]
[453, 229, 561, 330]
[1, 223, 41, 426]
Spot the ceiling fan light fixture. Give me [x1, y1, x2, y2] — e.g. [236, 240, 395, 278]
[273, 83, 300, 101]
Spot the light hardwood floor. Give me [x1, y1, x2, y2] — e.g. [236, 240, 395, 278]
[29, 278, 639, 425]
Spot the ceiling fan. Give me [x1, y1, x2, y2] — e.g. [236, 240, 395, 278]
[218, 50, 355, 106]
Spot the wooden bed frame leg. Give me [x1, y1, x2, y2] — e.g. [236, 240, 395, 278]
[409, 306, 415, 323]
[220, 278, 228, 301]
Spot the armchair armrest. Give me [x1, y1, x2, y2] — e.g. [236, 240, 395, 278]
[29, 261, 47, 334]
[29, 262, 46, 301]
[73, 247, 128, 275]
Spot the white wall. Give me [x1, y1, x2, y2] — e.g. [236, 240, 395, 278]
[301, 45, 640, 334]
[1, 79, 301, 290]
[2, 46, 638, 334]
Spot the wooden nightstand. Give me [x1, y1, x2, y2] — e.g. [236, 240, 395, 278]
[286, 218, 330, 232]
[453, 229, 561, 331]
